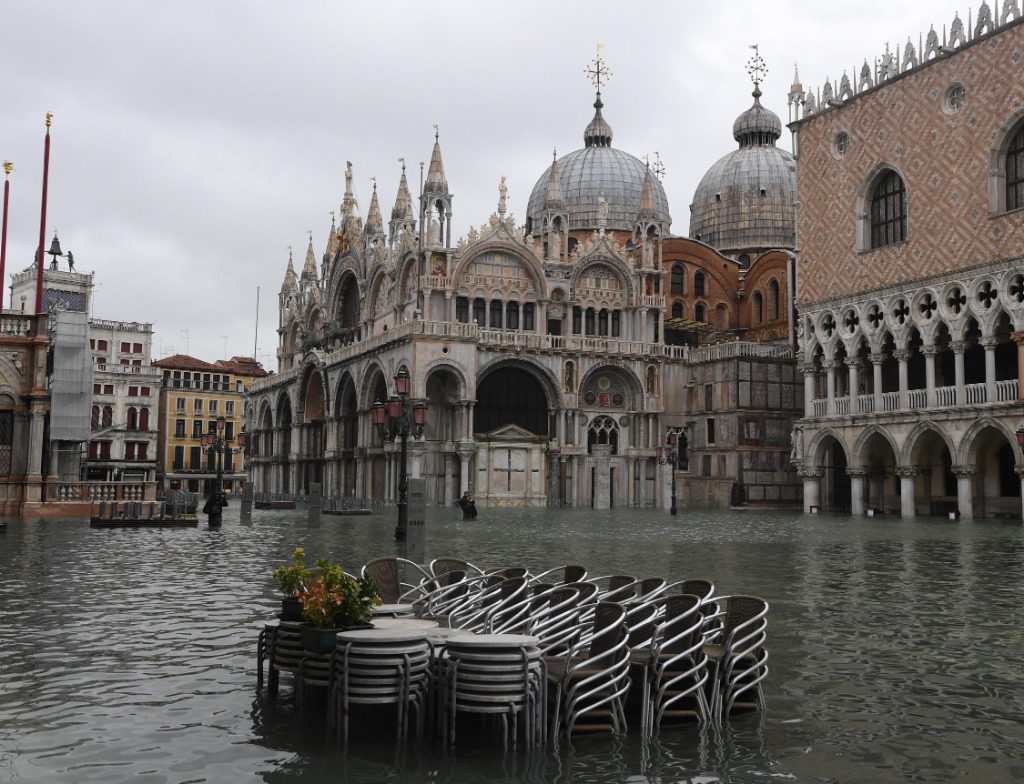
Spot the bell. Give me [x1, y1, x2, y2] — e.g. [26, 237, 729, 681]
[47, 233, 63, 257]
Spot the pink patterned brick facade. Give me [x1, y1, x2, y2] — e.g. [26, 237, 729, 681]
[795, 18, 1024, 306]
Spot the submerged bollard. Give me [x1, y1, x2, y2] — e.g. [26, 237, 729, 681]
[308, 483, 322, 527]
[240, 481, 253, 523]
[405, 478, 426, 563]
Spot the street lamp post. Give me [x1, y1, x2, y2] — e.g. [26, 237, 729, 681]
[200, 415, 247, 499]
[371, 367, 427, 540]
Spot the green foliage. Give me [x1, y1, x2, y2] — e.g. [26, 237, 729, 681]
[272, 547, 313, 597]
[298, 558, 381, 628]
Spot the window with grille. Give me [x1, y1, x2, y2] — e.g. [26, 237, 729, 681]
[694, 272, 706, 297]
[0, 411, 12, 475]
[1007, 125, 1024, 211]
[670, 265, 684, 294]
[870, 170, 907, 248]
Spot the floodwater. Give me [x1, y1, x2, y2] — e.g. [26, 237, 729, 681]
[1, 505, 1023, 784]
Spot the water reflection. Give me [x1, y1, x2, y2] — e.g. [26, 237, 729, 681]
[1, 508, 1023, 782]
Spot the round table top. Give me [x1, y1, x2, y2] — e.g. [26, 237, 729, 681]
[336, 627, 428, 643]
[372, 603, 416, 616]
[444, 633, 540, 648]
[371, 617, 439, 630]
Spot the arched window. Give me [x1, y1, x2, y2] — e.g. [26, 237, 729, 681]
[102, 405, 113, 427]
[472, 298, 486, 325]
[505, 301, 519, 330]
[671, 301, 683, 319]
[139, 407, 150, 431]
[752, 292, 763, 323]
[127, 407, 138, 430]
[585, 308, 595, 336]
[91, 405, 100, 430]
[489, 299, 502, 328]
[1007, 125, 1024, 211]
[768, 280, 781, 321]
[695, 303, 706, 323]
[870, 170, 907, 248]
[694, 272, 706, 297]
[587, 415, 619, 455]
[0, 406, 12, 476]
[670, 265, 684, 294]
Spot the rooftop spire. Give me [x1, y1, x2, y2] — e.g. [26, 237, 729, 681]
[544, 148, 565, 210]
[636, 164, 658, 222]
[424, 126, 448, 194]
[281, 247, 297, 291]
[365, 178, 382, 232]
[301, 233, 317, 278]
[583, 45, 614, 148]
[391, 158, 413, 222]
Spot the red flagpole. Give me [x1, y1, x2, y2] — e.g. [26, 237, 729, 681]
[0, 161, 11, 312]
[35, 113, 52, 315]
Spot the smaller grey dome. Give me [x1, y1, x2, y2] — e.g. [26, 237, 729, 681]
[732, 89, 782, 145]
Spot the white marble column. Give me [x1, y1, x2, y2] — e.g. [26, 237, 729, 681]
[870, 353, 885, 411]
[953, 466, 975, 521]
[848, 468, 867, 515]
[895, 350, 911, 410]
[824, 361, 837, 415]
[803, 363, 817, 417]
[952, 341, 966, 405]
[982, 337, 997, 403]
[800, 468, 823, 514]
[922, 345, 937, 407]
[897, 467, 918, 519]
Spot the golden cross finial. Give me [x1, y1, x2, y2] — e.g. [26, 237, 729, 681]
[45, 112, 53, 128]
[747, 44, 768, 88]
[585, 45, 612, 92]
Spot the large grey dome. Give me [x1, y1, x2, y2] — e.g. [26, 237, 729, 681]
[689, 90, 795, 253]
[527, 95, 671, 234]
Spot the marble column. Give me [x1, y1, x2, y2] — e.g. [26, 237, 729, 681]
[846, 358, 862, 408]
[870, 353, 885, 412]
[894, 350, 911, 411]
[953, 465, 976, 521]
[951, 340, 966, 405]
[848, 467, 867, 515]
[824, 360, 838, 415]
[803, 363, 817, 417]
[1014, 331, 1024, 401]
[800, 468, 823, 514]
[922, 345, 937, 407]
[897, 466, 918, 519]
[982, 337, 997, 403]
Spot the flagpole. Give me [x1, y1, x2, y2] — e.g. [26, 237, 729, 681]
[35, 113, 53, 314]
[0, 162, 12, 312]
[253, 286, 260, 360]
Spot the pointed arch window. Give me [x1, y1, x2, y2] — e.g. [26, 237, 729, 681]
[768, 280, 781, 321]
[752, 292, 764, 323]
[870, 170, 907, 248]
[1007, 125, 1024, 211]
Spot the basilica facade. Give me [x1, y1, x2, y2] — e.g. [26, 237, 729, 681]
[791, 8, 1024, 520]
[245, 76, 802, 510]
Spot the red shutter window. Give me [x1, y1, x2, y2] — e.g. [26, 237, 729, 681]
[127, 408, 138, 430]
[125, 442, 136, 460]
[132, 343, 142, 353]
[128, 386, 138, 397]
[100, 441, 111, 459]
[120, 342, 131, 353]
[139, 408, 149, 430]
[93, 384, 101, 394]
[98, 340, 108, 351]
[102, 406, 113, 427]
[141, 386, 151, 396]
[138, 442, 148, 460]
[103, 385, 114, 395]
[88, 441, 99, 459]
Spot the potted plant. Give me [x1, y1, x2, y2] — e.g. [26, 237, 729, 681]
[272, 547, 313, 621]
[298, 558, 381, 653]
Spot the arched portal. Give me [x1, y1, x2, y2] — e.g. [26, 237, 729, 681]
[334, 374, 358, 497]
[299, 370, 326, 495]
[423, 368, 462, 504]
[817, 434, 851, 512]
[474, 367, 549, 436]
[856, 429, 899, 513]
[276, 395, 293, 494]
[906, 428, 955, 516]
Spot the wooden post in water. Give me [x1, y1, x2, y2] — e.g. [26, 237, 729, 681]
[240, 481, 253, 523]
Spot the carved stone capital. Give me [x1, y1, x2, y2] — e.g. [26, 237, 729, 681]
[798, 468, 824, 479]
[980, 336, 998, 349]
[920, 345, 938, 357]
[950, 340, 967, 353]
[893, 350, 912, 362]
[895, 466, 919, 479]
[844, 357, 863, 369]
[801, 363, 819, 375]
[822, 360, 841, 371]
[869, 352, 887, 365]
[846, 467, 869, 478]
[1012, 331, 1024, 345]
[951, 465, 978, 478]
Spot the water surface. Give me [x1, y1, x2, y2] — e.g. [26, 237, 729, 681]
[1, 506, 1022, 783]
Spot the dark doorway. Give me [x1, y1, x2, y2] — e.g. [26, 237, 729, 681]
[474, 367, 549, 436]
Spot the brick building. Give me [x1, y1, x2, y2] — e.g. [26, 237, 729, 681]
[791, 9, 1024, 519]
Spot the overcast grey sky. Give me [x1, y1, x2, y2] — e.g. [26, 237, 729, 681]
[1, 0, 963, 367]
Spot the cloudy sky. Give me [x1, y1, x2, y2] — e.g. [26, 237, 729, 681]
[1, 0, 966, 367]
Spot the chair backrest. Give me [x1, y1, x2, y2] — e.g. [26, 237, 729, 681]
[588, 601, 627, 659]
[624, 602, 660, 647]
[563, 565, 587, 583]
[441, 569, 466, 587]
[361, 557, 400, 603]
[608, 575, 635, 591]
[680, 578, 714, 603]
[722, 595, 769, 644]
[430, 557, 470, 577]
[566, 581, 600, 604]
[659, 593, 703, 654]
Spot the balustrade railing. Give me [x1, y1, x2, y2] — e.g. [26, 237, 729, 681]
[882, 392, 900, 411]
[810, 378, 1020, 418]
[934, 386, 957, 407]
[856, 394, 875, 413]
[965, 383, 987, 404]
[908, 389, 927, 408]
[47, 481, 154, 502]
[834, 397, 851, 415]
[996, 378, 1019, 402]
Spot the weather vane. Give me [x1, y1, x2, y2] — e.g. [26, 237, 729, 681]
[651, 151, 665, 181]
[585, 44, 612, 93]
[747, 44, 768, 88]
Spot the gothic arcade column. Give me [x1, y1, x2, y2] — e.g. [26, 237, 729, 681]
[953, 465, 976, 520]
[846, 358, 861, 404]
[870, 353, 885, 411]
[896, 466, 918, 519]
[824, 360, 838, 414]
[847, 467, 867, 516]
[894, 350, 911, 410]
[1014, 331, 1024, 401]
[802, 363, 816, 416]
[922, 345, 937, 407]
[799, 468, 823, 513]
[951, 340, 966, 404]
[982, 337, 997, 403]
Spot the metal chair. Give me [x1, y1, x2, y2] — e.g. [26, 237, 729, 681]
[702, 595, 769, 721]
[361, 557, 433, 604]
